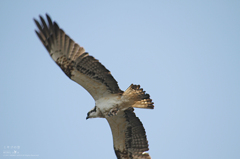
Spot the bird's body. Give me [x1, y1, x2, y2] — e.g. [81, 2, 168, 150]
[34, 14, 154, 159]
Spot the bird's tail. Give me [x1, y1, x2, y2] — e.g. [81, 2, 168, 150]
[122, 84, 154, 109]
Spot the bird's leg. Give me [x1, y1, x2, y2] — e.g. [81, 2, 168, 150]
[108, 105, 120, 117]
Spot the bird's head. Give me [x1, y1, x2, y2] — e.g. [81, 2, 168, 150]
[86, 106, 104, 119]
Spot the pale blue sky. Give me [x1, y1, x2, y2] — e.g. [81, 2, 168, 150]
[1, 1, 240, 159]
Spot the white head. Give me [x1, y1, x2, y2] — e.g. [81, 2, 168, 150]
[86, 106, 104, 119]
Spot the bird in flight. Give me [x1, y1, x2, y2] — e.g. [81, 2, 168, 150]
[34, 14, 154, 159]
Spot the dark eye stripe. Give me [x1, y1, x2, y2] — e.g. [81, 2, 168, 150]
[90, 106, 97, 113]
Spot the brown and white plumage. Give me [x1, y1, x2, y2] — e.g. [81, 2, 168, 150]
[34, 14, 154, 159]
[107, 108, 151, 159]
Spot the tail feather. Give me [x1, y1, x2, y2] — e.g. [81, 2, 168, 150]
[123, 84, 154, 109]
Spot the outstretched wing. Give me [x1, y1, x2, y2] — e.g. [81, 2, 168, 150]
[106, 108, 151, 159]
[34, 14, 123, 100]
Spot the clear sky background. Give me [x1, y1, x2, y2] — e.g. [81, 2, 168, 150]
[0, 1, 239, 159]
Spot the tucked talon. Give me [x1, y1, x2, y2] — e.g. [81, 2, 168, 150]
[108, 107, 120, 117]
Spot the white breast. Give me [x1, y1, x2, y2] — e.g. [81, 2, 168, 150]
[95, 94, 122, 115]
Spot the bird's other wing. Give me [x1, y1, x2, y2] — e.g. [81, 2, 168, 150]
[106, 108, 151, 159]
[34, 14, 123, 100]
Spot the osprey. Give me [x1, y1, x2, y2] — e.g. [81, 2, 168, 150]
[34, 14, 154, 159]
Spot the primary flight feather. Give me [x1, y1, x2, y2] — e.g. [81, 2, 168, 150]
[34, 14, 154, 159]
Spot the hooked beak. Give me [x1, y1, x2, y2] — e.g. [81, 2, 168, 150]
[86, 116, 89, 120]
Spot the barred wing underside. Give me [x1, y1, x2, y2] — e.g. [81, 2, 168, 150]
[107, 108, 151, 159]
[34, 14, 123, 100]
